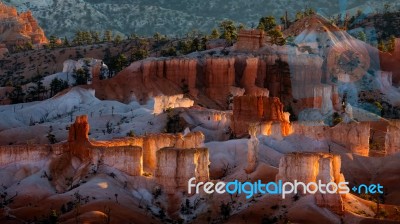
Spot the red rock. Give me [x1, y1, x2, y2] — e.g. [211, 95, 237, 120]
[276, 152, 345, 214]
[205, 57, 235, 107]
[235, 29, 265, 51]
[68, 115, 91, 160]
[231, 96, 290, 137]
[0, 3, 48, 48]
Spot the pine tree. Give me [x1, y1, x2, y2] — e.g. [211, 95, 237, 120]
[257, 16, 276, 31]
[210, 28, 220, 39]
[103, 30, 113, 42]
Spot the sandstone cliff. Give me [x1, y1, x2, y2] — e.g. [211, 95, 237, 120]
[205, 57, 236, 107]
[292, 121, 370, 156]
[0, 3, 48, 48]
[385, 120, 400, 155]
[276, 152, 345, 214]
[155, 147, 209, 194]
[231, 96, 291, 137]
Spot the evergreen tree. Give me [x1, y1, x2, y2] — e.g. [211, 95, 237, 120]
[387, 35, 396, 53]
[63, 36, 70, 47]
[267, 29, 286, 46]
[218, 20, 238, 44]
[50, 78, 69, 96]
[91, 31, 101, 43]
[257, 16, 276, 31]
[114, 35, 123, 44]
[357, 31, 367, 42]
[210, 28, 220, 39]
[103, 30, 113, 42]
[113, 54, 128, 72]
[49, 35, 58, 49]
[73, 68, 90, 86]
[378, 40, 387, 52]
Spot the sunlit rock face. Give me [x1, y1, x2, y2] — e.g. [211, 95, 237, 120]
[292, 121, 370, 156]
[153, 94, 194, 114]
[235, 29, 265, 52]
[0, 3, 48, 47]
[276, 152, 345, 214]
[231, 96, 291, 137]
[164, 58, 199, 96]
[68, 115, 91, 160]
[329, 122, 370, 156]
[101, 146, 143, 176]
[0, 145, 52, 166]
[155, 147, 209, 194]
[100, 131, 205, 174]
[245, 124, 259, 174]
[385, 120, 400, 155]
[240, 57, 270, 97]
[205, 57, 236, 107]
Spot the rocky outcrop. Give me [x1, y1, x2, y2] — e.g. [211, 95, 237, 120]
[0, 3, 48, 48]
[155, 147, 209, 194]
[231, 96, 291, 137]
[276, 152, 345, 214]
[235, 29, 265, 51]
[385, 120, 400, 155]
[153, 94, 194, 114]
[205, 57, 236, 107]
[330, 122, 370, 156]
[164, 58, 198, 96]
[245, 124, 259, 173]
[0, 145, 53, 167]
[241, 57, 269, 96]
[101, 146, 143, 176]
[98, 131, 205, 174]
[292, 121, 370, 156]
[68, 115, 91, 160]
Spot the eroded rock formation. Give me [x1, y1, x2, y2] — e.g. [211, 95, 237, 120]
[329, 122, 370, 156]
[0, 3, 48, 47]
[235, 29, 265, 51]
[245, 124, 259, 173]
[155, 147, 209, 194]
[153, 94, 194, 114]
[205, 57, 236, 107]
[385, 120, 400, 155]
[292, 121, 370, 156]
[276, 152, 345, 214]
[231, 96, 291, 137]
[96, 131, 205, 174]
[68, 115, 91, 160]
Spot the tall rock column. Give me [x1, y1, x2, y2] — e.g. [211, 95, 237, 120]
[276, 152, 345, 214]
[68, 115, 91, 160]
[385, 120, 400, 155]
[155, 148, 210, 194]
[245, 124, 259, 173]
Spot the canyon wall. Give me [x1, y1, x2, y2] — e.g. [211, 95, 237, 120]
[231, 95, 291, 137]
[0, 144, 52, 167]
[95, 132, 205, 174]
[0, 3, 48, 47]
[329, 122, 370, 156]
[292, 122, 370, 156]
[385, 120, 400, 155]
[101, 146, 143, 176]
[276, 152, 345, 214]
[155, 147, 209, 194]
[205, 57, 236, 107]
